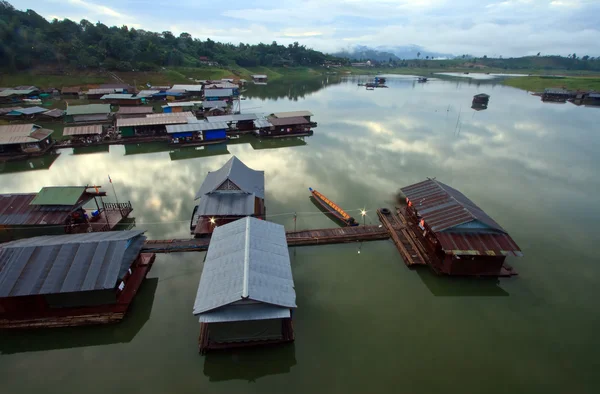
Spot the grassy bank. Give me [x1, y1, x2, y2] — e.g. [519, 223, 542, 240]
[0, 71, 109, 88]
[502, 76, 600, 92]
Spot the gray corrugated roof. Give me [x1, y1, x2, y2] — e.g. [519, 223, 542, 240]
[588, 93, 600, 98]
[0, 230, 146, 298]
[202, 100, 228, 108]
[171, 84, 204, 92]
[196, 193, 255, 216]
[193, 217, 295, 318]
[166, 121, 228, 134]
[194, 156, 265, 199]
[206, 113, 258, 122]
[101, 94, 136, 100]
[254, 118, 273, 128]
[12, 106, 47, 115]
[204, 89, 233, 97]
[66, 104, 112, 116]
[198, 303, 290, 323]
[544, 88, 569, 95]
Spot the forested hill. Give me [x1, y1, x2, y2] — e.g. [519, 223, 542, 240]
[0, 1, 344, 72]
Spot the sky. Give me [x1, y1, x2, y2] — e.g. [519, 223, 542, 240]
[11, 0, 600, 57]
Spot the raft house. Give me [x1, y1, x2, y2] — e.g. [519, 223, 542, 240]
[0, 230, 155, 329]
[201, 100, 229, 116]
[191, 156, 265, 237]
[85, 88, 119, 100]
[2, 106, 48, 119]
[61, 86, 82, 98]
[206, 113, 258, 133]
[115, 106, 154, 118]
[0, 88, 39, 104]
[204, 88, 237, 101]
[166, 121, 228, 145]
[253, 111, 315, 138]
[116, 113, 191, 138]
[251, 74, 268, 84]
[65, 104, 112, 124]
[193, 217, 296, 353]
[62, 125, 106, 145]
[542, 88, 571, 102]
[0, 124, 54, 161]
[400, 179, 523, 276]
[170, 85, 204, 98]
[0, 185, 133, 241]
[100, 94, 143, 106]
[162, 101, 203, 113]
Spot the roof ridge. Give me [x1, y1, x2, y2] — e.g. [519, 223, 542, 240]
[433, 179, 478, 222]
[242, 217, 250, 299]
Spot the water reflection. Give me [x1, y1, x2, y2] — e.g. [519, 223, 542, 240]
[243, 76, 343, 101]
[72, 145, 110, 155]
[0, 278, 158, 355]
[417, 269, 509, 297]
[203, 344, 296, 382]
[0, 153, 60, 174]
[169, 144, 230, 161]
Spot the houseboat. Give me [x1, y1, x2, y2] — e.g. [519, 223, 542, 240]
[166, 121, 228, 146]
[191, 156, 265, 237]
[309, 187, 358, 226]
[206, 113, 258, 133]
[100, 94, 143, 106]
[61, 86, 82, 98]
[0, 230, 155, 328]
[251, 74, 268, 84]
[542, 88, 571, 102]
[62, 125, 106, 145]
[0, 124, 54, 162]
[115, 106, 154, 118]
[400, 179, 523, 276]
[116, 112, 192, 138]
[193, 217, 296, 353]
[65, 104, 112, 124]
[0, 185, 133, 241]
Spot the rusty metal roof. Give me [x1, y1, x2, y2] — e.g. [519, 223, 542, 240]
[116, 106, 154, 114]
[61, 86, 81, 94]
[436, 232, 523, 257]
[63, 125, 103, 136]
[0, 124, 53, 145]
[116, 115, 189, 128]
[268, 116, 310, 126]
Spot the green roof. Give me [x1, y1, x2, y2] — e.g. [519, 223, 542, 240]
[29, 186, 87, 206]
[66, 104, 111, 116]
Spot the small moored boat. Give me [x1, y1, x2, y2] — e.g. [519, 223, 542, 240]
[309, 187, 358, 226]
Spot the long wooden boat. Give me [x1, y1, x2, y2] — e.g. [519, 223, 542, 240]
[309, 187, 358, 226]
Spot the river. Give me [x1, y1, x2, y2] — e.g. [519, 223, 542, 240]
[1, 74, 599, 394]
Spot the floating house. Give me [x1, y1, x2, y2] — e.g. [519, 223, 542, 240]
[166, 121, 227, 145]
[136, 90, 160, 100]
[61, 86, 82, 98]
[400, 179, 523, 276]
[0, 124, 54, 160]
[162, 101, 203, 113]
[0, 230, 155, 329]
[63, 125, 105, 144]
[41, 108, 65, 120]
[251, 74, 268, 84]
[206, 113, 258, 132]
[256, 117, 312, 138]
[86, 88, 119, 100]
[0, 186, 133, 241]
[473, 93, 490, 105]
[3, 106, 48, 118]
[99, 83, 133, 93]
[193, 217, 296, 353]
[542, 88, 571, 102]
[0, 88, 39, 103]
[116, 113, 191, 137]
[65, 104, 112, 124]
[584, 92, 600, 105]
[204, 88, 237, 101]
[272, 110, 316, 125]
[171, 85, 204, 98]
[100, 94, 143, 106]
[191, 156, 265, 237]
[115, 106, 154, 118]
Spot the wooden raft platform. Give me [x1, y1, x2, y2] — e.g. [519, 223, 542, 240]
[377, 209, 427, 267]
[142, 225, 390, 253]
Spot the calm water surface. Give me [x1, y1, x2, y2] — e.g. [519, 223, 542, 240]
[1, 75, 599, 394]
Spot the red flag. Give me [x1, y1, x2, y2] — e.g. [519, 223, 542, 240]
[108, 175, 112, 183]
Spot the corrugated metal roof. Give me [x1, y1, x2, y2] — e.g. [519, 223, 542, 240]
[205, 82, 238, 89]
[272, 110, 313, 118]
[0, 89, 35, 97]
[72, 114, 110, 123]
[42, 108, 65, 118]
[204, 89, 233, 97]
[0, 194, 70, 226]
[0, 230, 146, 297]
[544, 88, 570, 95]
[101, 94, 136, 100]
[117, 116, 189, 128]
[11, 106, 47, 115]
[136, 90, 160, 98]
[165, 101, 203, 107]
[30, 186, 87, 206]
[171, 84, 204, 92]
[0, 124, 39, 134]
[146, 112, 193, 118]
[588, 93, 600, 98]
[0, 124, 53, 145]
[0, 107, 23, 115]
[254, 118, 273, 128]
[202, 100, 228, 109]
[198, 303, 290, 323]
[116, 106, 153, 114]
[61, 86, 81, 94]
[193, 217, 295, 319]
[86, 88, 117, 95]
[63, 125, 103, 136]
[401, 179, 506, 233]
[66, 104, 111, 116]
[206, 114, 258, 122]
[268, 116, 310, 126]
[196, 193, 255, 216]
[166, 121, 228, 134]
[251, 74, 268, 78]
[436, 232, 523, 257]
[195, 156, 265, 199]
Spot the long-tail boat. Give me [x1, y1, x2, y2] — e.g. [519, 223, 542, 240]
[309, 187, 358, 226]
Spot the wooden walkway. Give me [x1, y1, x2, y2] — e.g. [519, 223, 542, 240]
[142, 225, 390, 253]
[377, 209, 427, 267]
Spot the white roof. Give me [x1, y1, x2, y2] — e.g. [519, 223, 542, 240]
[163, 101, 203, 107]
[171, 84, 204, 92]
[272, 110, 313, 118]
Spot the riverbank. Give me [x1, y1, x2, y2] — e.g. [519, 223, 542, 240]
[502, 75, 600, 92]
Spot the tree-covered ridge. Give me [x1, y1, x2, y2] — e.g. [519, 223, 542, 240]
[0, 1, 345, 72]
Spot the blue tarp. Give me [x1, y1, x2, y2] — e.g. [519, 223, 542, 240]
[172, 132, 194, 138]
[204, 129, 226, 141]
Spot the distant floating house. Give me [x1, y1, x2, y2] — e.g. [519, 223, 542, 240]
[63, 125, 105, 144]
[251, 74, 268, 84]
[166, 121, 228, 145]
[86, 88, 120, 100]
[0, 185, 133, 241]
[171, 84, 204, 98]
[115, 106, 154, 118]
[65, 104, 112, 123]
[253, 111, 315, 138]
[61, 86, 82, 98]
[204, 88, 237, 101]
[41, 108, 65, 120]
[401, 179, 522, 276]
[116, 112, 191, 137]
[161, 101, 203, 113]
[100, 94, 143, 106]
[193, 217, 296, 353]
[191, 156, 265, 237]
[3, 106, 48, 118]
[206, 113, 258, 132]
[542, 88, 571, 102]
[0, 88, 39, 103]
[0, 124, 54, 160]
[0, 230, 155, 329]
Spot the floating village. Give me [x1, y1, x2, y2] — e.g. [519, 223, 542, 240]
[4, 72, 596, 354]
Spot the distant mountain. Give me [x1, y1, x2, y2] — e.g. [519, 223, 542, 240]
[331, 45, 455, 61]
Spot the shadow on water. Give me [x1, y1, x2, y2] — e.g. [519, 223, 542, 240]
[0, 153, 60, 174]
[203, 343, 296, 382]
[250, 137, 308, 150]
[72, 145, 110, 155]
[169, 143, 230, 161]
[416, 268, 510, 297]
[0, 278, 158, 355]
